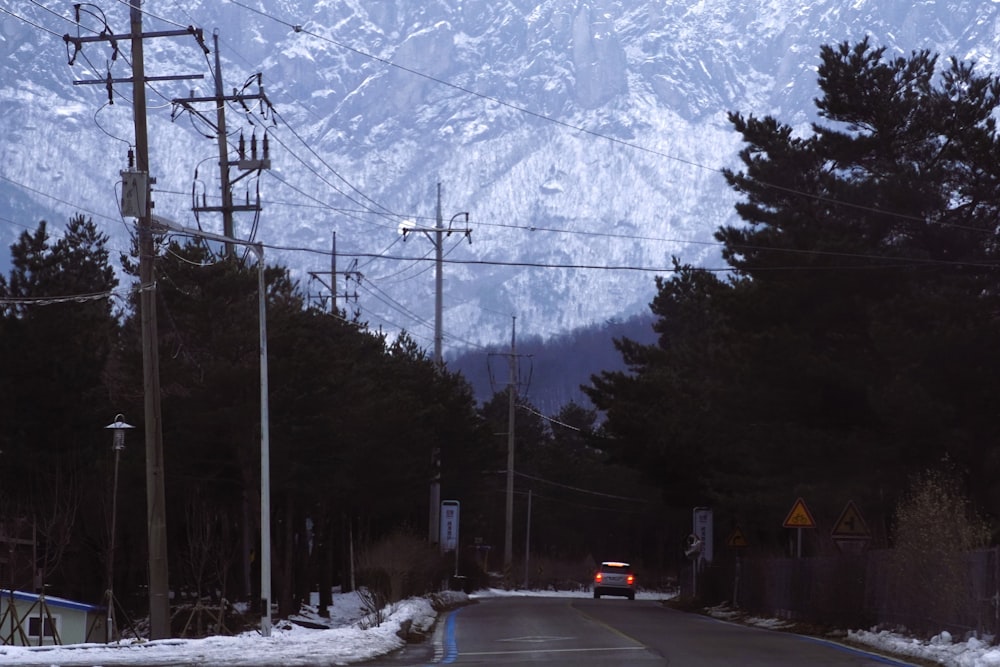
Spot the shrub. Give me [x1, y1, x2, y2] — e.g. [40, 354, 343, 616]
[890, 468, 989, 636]
[356, 529, 442, 604]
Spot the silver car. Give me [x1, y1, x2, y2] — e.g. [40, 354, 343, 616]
[593, 561, 636, 600]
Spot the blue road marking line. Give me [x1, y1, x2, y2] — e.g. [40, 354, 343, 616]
[795, 633, 917, 666]
[423, 606, 464, 666]
[441, 606, 462, 663]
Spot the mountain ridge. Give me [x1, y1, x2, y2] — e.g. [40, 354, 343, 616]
[3, 1, 999, 349]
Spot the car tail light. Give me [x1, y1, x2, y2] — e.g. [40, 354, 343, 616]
[627, 574, 635, 585]
[594, 572, 603, 583]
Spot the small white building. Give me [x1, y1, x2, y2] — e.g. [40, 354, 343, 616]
[0, 590, 105, 646]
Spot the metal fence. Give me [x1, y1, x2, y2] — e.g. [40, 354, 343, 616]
[687, 547, 1000, 638]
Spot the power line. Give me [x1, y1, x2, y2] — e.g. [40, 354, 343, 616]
[26, 0, 82, 29]
[269, 108, 398, 219]
[263, 133, 398, 228]
[512, 470, 649, 503]
[309, 250, 997, 274]
[111, 0, 191, 30]
[0, 289, 121, 306]
[0, 172, 120, 224]
[518, 403, 580, 432]
[0, 5, 63, 37]
[356, 280, 435, 334]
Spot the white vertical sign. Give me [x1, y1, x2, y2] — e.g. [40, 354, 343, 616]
[440, 500, 460, 553]
[693, 507, 713, 564]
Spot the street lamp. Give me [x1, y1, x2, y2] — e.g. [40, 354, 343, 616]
[150, 215, 273, 637]
[104, 415, 134, 643]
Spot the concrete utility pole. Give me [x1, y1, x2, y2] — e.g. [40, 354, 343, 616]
[211, 31, 234, 254]
[130, 0, 171, 640]
[308, 232, 360, 314]
[167, 36, 274, 633]
[172, 30, 272, 253]
[65, 0, 208, 639]
[434, 185, 444, 366]
[151, 215, 272, 638]
[504, 316, 517, 571]
[430, 185, 444, 546]
[398, 184, 470, 546]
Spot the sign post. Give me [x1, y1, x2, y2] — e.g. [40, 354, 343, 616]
[831, 500, 871, 553]
[782, 497, 816, 558]
[693, 507, 713, 565]
[726, 526, 748, 608]
[440, 500, 460, 576]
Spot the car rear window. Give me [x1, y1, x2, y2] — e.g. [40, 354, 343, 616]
[600, 562, 631, 572]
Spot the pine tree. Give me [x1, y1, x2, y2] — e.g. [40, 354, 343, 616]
[586, 39, 1000, 539]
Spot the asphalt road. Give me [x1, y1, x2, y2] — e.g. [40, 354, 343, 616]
[372, 596, 915, 667]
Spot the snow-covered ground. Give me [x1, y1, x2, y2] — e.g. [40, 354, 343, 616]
[706, 604, 1000, 667]
[1, 588, 998, 666]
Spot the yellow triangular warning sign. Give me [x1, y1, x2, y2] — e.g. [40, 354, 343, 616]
[782, 497, 816, 528]
[727, 527, 749, 548]
[831, 500, 870, 539]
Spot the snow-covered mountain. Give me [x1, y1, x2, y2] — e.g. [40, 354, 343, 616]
[3, 1, 1000, 350]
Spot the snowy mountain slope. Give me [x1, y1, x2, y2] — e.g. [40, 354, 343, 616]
[2, 1, 1000, 349]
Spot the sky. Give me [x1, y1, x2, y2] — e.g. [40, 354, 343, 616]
[0, 588, 998, 666]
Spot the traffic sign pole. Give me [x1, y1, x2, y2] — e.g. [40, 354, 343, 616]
[782, 497, 816, 558]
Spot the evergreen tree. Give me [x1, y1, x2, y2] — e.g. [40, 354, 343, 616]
[0, 215, 120, 598]
[587, 40, 1000, 541]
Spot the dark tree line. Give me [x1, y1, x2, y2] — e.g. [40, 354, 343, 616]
[0, 217, 670, 625]
[0, 221, 495, 618]
[586, 39, 1000, 548]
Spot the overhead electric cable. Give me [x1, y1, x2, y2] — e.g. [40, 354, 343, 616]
[0, 289, 125, 305]
[111, 0, 191, 30]
[26, 0, 82, 29]
[317, 250, 998, 273]
[511, 470, 649, 503]
[356, 280, 436, 333]
[0, 172, 120, 223]
[264, 131, 399, 225]
[517, 403, 581, 432]
[0, 6, 63, 36]
[355, 279, 483, 349]
[263, 169, 397, 230]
